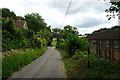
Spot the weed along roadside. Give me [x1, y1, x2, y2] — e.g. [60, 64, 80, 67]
[58, 49, 120, 79]
[55, 25, 120, 79]
[2, 47, 47, 79]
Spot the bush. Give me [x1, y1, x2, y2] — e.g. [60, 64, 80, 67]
[59, 49, 120, 78]
[2, 18, 47, 51]
[59, 39, 69, 49]
[58, 34, 89, 56]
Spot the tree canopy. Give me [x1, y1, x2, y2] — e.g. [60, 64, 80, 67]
[62, 25, 79, 39]
[105, 0, 120, 20]
[25, 13, 47, 32]
[1, 8, 16, 19]
[93, 25, 120, 34]
[2, 8, 53, 51]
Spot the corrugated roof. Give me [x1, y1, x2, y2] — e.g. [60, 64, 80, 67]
[87, 30, 120, 40]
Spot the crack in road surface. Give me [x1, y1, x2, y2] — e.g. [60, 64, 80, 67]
[9, 47, 66, 79]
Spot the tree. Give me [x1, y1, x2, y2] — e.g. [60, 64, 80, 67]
[51, 25, 89, 56]
[52, 28, 61, 38]
[1, 8, 16, 19]
[62, 25, 79, 39]
[105, 0, 120, 20]
[37, 25, 52, 46]
[55, 25, 89, 56]
[25, 13, 47, 32]
[92, 25, 120, 34]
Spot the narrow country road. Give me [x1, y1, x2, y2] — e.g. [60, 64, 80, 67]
[9, 47, 66, 79]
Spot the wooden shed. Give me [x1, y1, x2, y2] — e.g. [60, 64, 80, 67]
[87, 30, 120, 63]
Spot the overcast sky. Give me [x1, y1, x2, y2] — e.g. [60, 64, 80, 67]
[0, 0, 118, 34]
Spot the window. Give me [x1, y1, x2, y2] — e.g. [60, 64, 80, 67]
[100, 41, 102, 49]
[106, 40, 110, 47]
[114, 41, 119, 48]
[119, 16, 120, 19]
[92, 41, 97, 46]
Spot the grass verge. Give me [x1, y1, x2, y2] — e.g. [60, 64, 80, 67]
[58, 49, 120, 79]
[2, 47, 47, 79]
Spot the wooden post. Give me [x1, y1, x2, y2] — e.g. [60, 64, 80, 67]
[88, 47, 90, 68]
[56, 32, 59, 48]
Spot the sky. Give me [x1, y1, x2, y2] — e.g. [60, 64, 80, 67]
[0, 0, 118, 35]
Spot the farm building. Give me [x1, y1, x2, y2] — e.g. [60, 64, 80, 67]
[87, 29, 120, 63]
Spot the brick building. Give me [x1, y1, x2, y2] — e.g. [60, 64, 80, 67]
[87, 29, 120, 63]
[13, 16, 28, 29]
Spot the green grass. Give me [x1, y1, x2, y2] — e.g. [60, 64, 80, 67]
[58, 49, 120, 79]
[2, 47, 47, 78]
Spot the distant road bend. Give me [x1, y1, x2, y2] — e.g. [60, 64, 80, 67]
[9, 47, 66, 79]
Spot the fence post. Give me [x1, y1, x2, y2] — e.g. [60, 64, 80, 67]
[56, 32, 59, 48]
[88, 47, 90, 68]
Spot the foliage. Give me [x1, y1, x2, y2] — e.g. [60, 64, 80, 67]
[25, 13, 47, 32]
[2, 8, 50, 79]
[2, 47, 47, 79]
[20, 12, 52, 47]
[62, 25, 79, 39]
[52, 28, 61, 38]
[2, 18, 16, 50]
[56, 25, 88, 56]
[93, 25, 120, 34]
[2, 18, 47, 51]
[67, 35, 88, 54]
[37, 26, 52, 46]
[0, 17, 2, 24]
[1, 8, 16, 19]
[51, 38, 57, 47]
[59, 49, 120, 79]
[2, 8, 51, 51]
[105, 1, 120, 20]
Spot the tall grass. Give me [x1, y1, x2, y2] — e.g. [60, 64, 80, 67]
[2, 47, 47, 79]
[59, 49, 120, 79]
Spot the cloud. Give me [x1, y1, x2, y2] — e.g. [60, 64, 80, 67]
[74, 17, 108, 28]
[49, 1, 111, 14]
[0, 0, 118, 35]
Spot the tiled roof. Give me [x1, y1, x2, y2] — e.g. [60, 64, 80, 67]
[13, 20, 26, 29]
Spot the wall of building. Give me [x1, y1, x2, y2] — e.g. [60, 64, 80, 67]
[90, 40, 120, 63]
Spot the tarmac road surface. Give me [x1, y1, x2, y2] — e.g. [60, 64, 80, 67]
[9, 47, 66, 79]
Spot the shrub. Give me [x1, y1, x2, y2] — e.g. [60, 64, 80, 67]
[2, 18, 47, 51]
[60, 49, 120, 78]
[58, 34, 89, 56]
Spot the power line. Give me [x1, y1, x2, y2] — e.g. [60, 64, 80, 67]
[61, 0, 72, 29]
